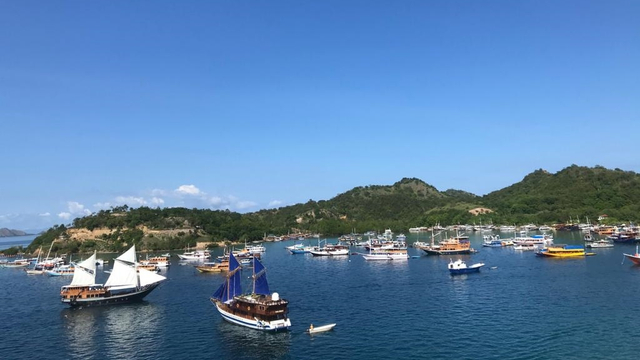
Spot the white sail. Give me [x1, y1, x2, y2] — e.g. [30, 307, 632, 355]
[104, 246, 139, 290]
[70, 251, 97, 286]
[116, 245, 137, 264]
[138, 267, 167, 287]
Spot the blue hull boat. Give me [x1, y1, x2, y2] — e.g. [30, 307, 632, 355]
[448, 259, 484, 275]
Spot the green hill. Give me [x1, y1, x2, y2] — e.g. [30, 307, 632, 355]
[482, 165, 640, 224]
[18, 165, 640, 255]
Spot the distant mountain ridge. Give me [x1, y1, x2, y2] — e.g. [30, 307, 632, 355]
[0, 228, 27, 237]
[23, 165, 640, 255]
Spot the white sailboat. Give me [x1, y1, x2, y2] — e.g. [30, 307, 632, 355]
[60, 246, 166, 307]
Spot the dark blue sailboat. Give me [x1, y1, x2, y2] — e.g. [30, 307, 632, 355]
[210, 253, 291, 331]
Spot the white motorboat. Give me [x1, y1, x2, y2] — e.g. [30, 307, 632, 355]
[306, 323, 336, 334]
[585, 239, 614, 248]
[177, 250, 210, 261]
[362, 249, 408, 261]
[448, 259, 485, 275]
[244, 243, 266, 254]
[309, 244, 349, 256]
[513, 243, 537, 251]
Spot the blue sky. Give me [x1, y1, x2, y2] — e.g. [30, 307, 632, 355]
[1, 1, 638, 230]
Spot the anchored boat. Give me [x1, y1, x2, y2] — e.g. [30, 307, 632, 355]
[448, 259, 485, 275]
[210, 253, 291, 331]
[306, 323, 336, 334]
[60, 247, 166, 307]
[536, 244, 595, 258]
[623, 245, 640, 265]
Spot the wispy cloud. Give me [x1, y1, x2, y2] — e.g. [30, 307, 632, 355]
[89, 185, 258, 213]
[268, 200, 283, 207]
[115, 196, 147, 207]
[236, 200, 258, 209]
[150, 197, 165, 206]
[39, 185, 259, 229]
[58, 201, 92, 220]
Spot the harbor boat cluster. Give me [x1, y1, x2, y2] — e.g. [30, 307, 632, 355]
[3, 224, 640, 337]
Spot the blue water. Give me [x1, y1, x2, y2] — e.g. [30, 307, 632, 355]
[0, 234, 37, 251]
[1, 232, 639, 359]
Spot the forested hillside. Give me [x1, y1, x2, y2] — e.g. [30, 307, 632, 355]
[16, 165, 640, 255]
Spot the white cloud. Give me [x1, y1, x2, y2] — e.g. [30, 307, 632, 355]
[209, 196, 225, 206]
[39, 212, 51, 217]
[93, 202, 112, 210]
[115, 196, 147, 206]
[268, 200, 283, 207]
[58, 212, 72, 220]
[151, 188, 168, 197]
[68, 201, 92, 216]
[175, 185, 202, 196]
[57, 201, 92, 221]
[150, 197, 165, 206]
[236, 201, 258, 210]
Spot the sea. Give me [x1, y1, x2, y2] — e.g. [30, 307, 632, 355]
[0, 234, 37, 251]
[1, 231, 639, 359]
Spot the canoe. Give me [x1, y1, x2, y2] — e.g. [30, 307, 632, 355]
[306, 323, 336, 334]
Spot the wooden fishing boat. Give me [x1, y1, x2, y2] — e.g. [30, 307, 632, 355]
[306, 323, 336, 334]
[1, 259, 30, 268]
[60, 247, 166, 307]
[140, 256, 171, 268]
[422, 238, 473, 255]
[137, 264, 161, 273]
[210, 253, 291, 331]
[195, 261, 228, 273]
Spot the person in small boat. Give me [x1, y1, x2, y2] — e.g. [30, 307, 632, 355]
[309, 324, 314, 331]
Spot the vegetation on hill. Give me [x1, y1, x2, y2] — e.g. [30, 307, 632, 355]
[482, 165, 640, 224]
[18, 165, 640, 255]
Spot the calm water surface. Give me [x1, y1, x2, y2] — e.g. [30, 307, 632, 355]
[0, 234, 37, 251]
[1, 232, 639, 359]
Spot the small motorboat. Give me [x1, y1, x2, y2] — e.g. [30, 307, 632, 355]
[306, 323, 336, 334]
[623, 245, 640, 265]
[448, 259, 485, 275]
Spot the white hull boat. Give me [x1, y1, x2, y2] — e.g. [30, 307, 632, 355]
[362, 250, 408, 261]
[306, 323, 336, 334]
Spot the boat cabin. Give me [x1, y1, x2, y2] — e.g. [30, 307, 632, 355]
[219, 294, 289, 322]
[61, 285, 108, 300]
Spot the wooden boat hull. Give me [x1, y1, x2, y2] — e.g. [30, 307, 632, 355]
[423, 248, 472, 255]
[46, 270, 74, 276]
[362, 253, 408, 260]
[449, 266, 483, 275]
[196, 266, 226, 273]
[624, 254, 640, 265]
[25, 269, 45, 275]
[309, 250, 349, 256]
[61, 283, 160, 307]
[288, 249, 309, 254]
[213, 301, 291, 331]
[536, 252, 589, 258]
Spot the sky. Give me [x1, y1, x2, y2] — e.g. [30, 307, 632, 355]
[1, 0, 639, 231]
